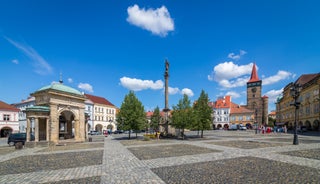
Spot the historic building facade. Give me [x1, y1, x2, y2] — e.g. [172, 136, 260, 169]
[24, 81, 88, 145]
[276, 73, 320, 130]
[85, 94, 118, 133]
[212, 96, 231, 129]
[0, 101, 19, 137]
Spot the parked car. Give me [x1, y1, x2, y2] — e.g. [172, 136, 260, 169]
[239, 125, 247, 130]
[7, 133, 34, 146]
[89, 130, 101, 135]
[228, 124, 238, 130]
[113, 130, 124, 134]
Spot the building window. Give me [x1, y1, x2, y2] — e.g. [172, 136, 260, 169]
[3, 114, 10, 121]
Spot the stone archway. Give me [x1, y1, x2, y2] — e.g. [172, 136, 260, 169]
[95, 124, 103, 133]
[0, 127, 12, 137]
[313, 120, 319, 131]
[217, 124, 222, 129]
[305, 120, 311, 131]
[223, 124, 229, 129]
[59, 110, 75, 140]
[107, 124, 113, 131]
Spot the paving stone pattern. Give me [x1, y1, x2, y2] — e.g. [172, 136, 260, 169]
[0, 131, 320, 183]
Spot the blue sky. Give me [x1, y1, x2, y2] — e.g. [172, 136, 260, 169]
[1, 0, 320, 112]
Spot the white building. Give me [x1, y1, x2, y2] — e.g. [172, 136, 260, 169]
[211, 96, 231, 129]
[85, 98, 94, 131]
[85, 94, 118, 133]
[0, 100, 20, 137]
[13, 97, 36, 133]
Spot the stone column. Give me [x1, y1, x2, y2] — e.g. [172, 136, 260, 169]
[34, 118, 39, 142]
[46, 118, 50, 141]
[50, 104, 59, 143]
[26, 118, 31, 142]
[74, 119, 80, 141]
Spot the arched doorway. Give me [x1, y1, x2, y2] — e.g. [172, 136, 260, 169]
[0, 127, 12, 137]
[59, 111, 75, 140]
[223, 124, 229, 129]
[217, 124, 222, 129]
[107, 124, 113, 132]
[313, 120, 319, 131]
[95, 124, 103, 133]
[305, 121, 311, 130]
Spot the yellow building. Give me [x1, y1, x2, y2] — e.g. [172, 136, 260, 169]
[276, 73, 320, 130]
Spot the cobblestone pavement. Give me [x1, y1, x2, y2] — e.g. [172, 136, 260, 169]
[0, 131, 320, 183]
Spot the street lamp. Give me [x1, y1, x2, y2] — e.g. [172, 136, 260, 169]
[290, 83, 301, 145]
[255, 109, 258, 134]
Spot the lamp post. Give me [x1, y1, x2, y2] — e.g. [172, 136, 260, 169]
[290, 83, 301, 145]
[255, 109, 258, 134]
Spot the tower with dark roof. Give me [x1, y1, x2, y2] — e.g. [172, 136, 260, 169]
[246, 63, 268, 125]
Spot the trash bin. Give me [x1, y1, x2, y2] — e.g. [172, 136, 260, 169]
[15, 142, 23, 149]
[88, 137, 92, 142]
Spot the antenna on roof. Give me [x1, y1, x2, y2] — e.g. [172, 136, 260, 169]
[59, 71, 63, 84]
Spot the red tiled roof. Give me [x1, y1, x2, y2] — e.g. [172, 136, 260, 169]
[145, 111, 166, 117]
[84, 94, 115, 107]
[212, 96, 231, 108]
[230, 102, 253, 114]
[295, 73, 320, 86]
[248, 63, 261, 83]
[269, 111, 276, 116]
[0, 100, 19, 112]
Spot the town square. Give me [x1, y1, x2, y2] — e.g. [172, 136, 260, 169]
[1, 130, 320, 183]
[1, 1, 320, 183]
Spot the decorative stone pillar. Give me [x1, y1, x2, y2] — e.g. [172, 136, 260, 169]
[74, 119, 80, 141]
[34, 118, 39, 142]
[50, 104, 59, 143]
[26, 118, 31, 142]
[46, 118, 50, 141]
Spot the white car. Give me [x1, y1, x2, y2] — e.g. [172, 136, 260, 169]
[239, 125, 247, 130]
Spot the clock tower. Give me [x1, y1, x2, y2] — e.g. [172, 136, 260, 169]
[247, 63, 262, 109]
[246, 63, 268, 125]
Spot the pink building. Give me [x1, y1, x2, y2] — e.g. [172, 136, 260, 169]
[0, 100, 19, 137]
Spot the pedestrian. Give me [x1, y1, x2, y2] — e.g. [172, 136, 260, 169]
[284, 125, 287, 133]
[156, 131, 160, 140]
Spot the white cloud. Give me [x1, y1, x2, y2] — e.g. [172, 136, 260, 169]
[225, 91, 241, 98]
[12, 59, 19, 64]
[168, 87, 179, 95]
[181, 88, 194, 97]
[5, 37, 53, 75]
[68, 78, 73, 83]
[211, 62, 253, 81]
[127, 4, 174, 37]
[263, 70, 292, 85]
[78, 83, 94, 93]
[120, 77, 164, 91]
[264, 88, 284, 103]
[208, 62, 253, 88]
[227, 50, 247, 60]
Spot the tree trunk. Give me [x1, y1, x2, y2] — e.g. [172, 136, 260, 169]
[201, 129, 204, 138]
[128, 132, 131, 139]
[182, 129, 185, 140]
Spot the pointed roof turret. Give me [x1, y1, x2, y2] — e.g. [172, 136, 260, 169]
[248, 63, 260, 83]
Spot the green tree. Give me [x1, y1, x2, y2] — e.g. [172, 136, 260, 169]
[150, 106, 161, 132]
[193, 90, 213, 138]
[171, 94, 193, 140]
[117, 91, 145, 139]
